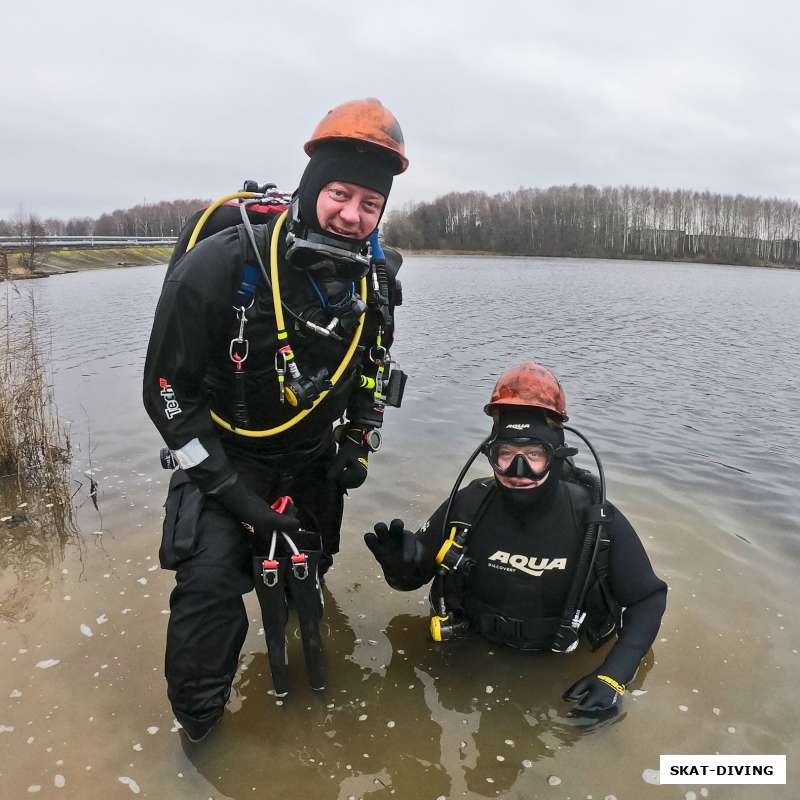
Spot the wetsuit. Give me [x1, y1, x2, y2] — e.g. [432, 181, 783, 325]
[383, 477, 667, 684]
[143, 209, 397, 728]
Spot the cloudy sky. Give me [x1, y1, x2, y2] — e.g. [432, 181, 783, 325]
[3, 0, 799, 220]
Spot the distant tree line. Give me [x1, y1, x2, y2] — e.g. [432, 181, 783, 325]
[5, 186, 799, 268]
[383, 185, 800, 267]
[0, 198, 208, 239]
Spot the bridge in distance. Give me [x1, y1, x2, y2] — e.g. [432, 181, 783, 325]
[0, 235, 178, 249]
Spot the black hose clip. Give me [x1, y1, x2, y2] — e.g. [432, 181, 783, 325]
[550, 612, 586, 654]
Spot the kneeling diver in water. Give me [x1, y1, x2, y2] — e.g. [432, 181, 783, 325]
[365, 361, 667, 717]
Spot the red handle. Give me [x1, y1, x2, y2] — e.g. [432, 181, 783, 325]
[270, 495, 293, 514]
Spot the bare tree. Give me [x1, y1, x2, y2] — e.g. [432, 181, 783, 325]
[385, 185, 800, 268]
[10, 212, 45, 273]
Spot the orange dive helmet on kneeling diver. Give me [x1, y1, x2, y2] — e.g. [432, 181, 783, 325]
[484, 360, 569, 422]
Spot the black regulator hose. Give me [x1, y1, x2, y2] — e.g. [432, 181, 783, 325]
[440, 439, 490, 541]
[565, 424, 607, 500]
[552, 425, 608, 652]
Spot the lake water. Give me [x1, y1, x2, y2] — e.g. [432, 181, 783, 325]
[1, 256, 798, 799]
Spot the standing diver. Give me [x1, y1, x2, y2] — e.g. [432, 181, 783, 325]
[365, 361, 667, 717]
[143, 98, 409, 742]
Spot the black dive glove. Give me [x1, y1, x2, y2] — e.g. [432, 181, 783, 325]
[327, 427, 370, 490]
[214, 477, 300, 551]
[364, 519, 425, 579]
[562, 672, 625, 715]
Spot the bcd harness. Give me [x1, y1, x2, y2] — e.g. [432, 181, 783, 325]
[185, 183, 407, 438]
[430, 427, 621, 653]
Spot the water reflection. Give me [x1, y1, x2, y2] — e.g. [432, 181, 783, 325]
[373, 618, 652, 797]
[184, 597, 451, 799]
[0, 479, 76, 621]
[182, 597, 655, 799]
[1, 260, 798, 798]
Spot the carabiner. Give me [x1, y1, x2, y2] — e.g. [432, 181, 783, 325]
[369, 344, 387, 365]
[235, 306, 248, 341]
[229, 305, 250, 365]
[229, 338, 249, 365]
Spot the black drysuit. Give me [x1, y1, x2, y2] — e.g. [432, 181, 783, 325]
[386, 477, 667, 684]
[143, 209, 396, 728]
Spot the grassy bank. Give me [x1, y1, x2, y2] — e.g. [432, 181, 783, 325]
[2, 245, 173, 278]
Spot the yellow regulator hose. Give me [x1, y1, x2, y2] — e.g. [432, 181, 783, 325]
[196, 207, 367, 437]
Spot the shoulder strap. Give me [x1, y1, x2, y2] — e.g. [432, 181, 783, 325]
[593, 521, 612, 579]
[234, 220, 274, 307]
[234, 263, 262, 308]
[449, 478, 496, 528]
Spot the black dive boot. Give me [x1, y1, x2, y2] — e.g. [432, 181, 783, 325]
[252, 554, 290, 698]
[286, 533, 327, 691]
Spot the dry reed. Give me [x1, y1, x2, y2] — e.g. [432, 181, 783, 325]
[0, 299, 72, 495]
[0, 280, 75, 620]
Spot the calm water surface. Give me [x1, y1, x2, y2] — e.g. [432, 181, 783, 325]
[1, 256, 798, 799]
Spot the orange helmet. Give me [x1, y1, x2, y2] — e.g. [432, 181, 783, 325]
[484, 361, 569, 421]
[304, 98, 408, 174]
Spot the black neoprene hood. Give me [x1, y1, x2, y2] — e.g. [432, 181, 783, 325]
[494, 407, 565, 449]
[296, 142, 395, 234]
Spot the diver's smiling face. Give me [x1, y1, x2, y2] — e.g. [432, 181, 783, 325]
[316, 181, 385, 239]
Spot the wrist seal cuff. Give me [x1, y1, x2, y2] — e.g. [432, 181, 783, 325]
[596, 674, 626, 695]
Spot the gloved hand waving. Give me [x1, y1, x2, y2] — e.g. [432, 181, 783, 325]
[562, 672, 624, 716]
[364, 519, 425, 578]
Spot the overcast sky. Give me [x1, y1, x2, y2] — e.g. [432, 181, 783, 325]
[3, 0, 799, 220]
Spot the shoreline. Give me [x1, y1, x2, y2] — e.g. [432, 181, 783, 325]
[3, 245, 798, 278]
[1, 245, 174, 279]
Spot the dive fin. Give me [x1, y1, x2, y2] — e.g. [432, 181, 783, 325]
[252, 554, 290, 697]
[286, 533, 327, 691]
